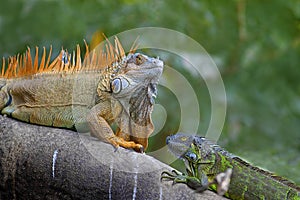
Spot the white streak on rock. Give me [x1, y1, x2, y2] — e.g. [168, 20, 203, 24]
[52, 149, 58, 178]
[109, 159, 114, 200]
[132, 154, 139, 200]
[159, 185, 163, 200]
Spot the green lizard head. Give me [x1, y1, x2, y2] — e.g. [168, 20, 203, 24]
[166, 133, 216, 179]
[166, 132, 230, 158]
[166, 133, 233, 176]
[166, 133, 196, 158]
[166, 133, 214, 159]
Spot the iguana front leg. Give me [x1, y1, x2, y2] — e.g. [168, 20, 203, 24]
[86, 102, 144, 152]
[161, 169, 209, 192]
[161, 168, 232, 195]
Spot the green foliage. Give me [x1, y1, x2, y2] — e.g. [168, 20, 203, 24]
[0, 0, 299, 185]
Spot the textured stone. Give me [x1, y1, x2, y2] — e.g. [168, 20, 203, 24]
[0, 115, 227, 200]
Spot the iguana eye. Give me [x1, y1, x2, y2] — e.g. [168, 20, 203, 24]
[185, 151, 198, 162]
[135, 54, 145, 65]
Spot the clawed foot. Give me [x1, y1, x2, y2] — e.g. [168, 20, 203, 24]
[108, 136, 144, 153]
[161, 168, 232, 195]
[161, 170, 184, 183]
[161, 169, 208, 191]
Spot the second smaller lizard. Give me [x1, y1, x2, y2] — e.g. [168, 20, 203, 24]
[161, 133, 300, 200]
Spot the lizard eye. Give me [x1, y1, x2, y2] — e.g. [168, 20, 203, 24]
[185, 151, 198, 162]
[135, 54, 145, 65]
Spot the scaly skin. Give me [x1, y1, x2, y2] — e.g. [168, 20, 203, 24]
[162, 133, 300, 200]
[0, 38, 164, 152]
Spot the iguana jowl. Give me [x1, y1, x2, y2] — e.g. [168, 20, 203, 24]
[0, 38, 164, 152]
[162, 133, 300, 200]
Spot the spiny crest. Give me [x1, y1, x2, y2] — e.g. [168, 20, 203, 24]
[0, 37, 137, 79]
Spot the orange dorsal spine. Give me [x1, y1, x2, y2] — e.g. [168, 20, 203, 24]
[0, 37, 133, 79]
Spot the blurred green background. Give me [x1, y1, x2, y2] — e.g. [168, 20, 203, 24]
[1, 0, 299, 185]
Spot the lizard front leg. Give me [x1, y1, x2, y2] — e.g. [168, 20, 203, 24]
[161, 169, 210, 192]
[161, 168, 232, 195]
[87, 102, 144, 152]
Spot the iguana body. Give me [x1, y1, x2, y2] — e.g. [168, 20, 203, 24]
[0, 38, 163, 152]
[162, 133, 300, 200]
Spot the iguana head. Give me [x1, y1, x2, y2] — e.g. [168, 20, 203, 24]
[166, 133, 232, 166]
[111, 52, 163, 98]
[97, 51, 164, 149]
[166, 133, 216, 160]
[166, 133, 218, 179]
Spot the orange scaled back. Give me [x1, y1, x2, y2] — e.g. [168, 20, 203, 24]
[0, 37, 135, 79]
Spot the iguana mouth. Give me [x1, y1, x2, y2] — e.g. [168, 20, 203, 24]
[149, 57, 164, 69]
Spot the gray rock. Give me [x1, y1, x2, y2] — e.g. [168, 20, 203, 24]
[0, 115, 227, 200]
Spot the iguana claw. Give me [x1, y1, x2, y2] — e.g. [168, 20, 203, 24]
[161, 169, 208, 191]
[161, 170, 182, 181]
[108, 136, 144, 153]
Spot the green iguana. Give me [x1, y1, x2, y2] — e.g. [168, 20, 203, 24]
[161, 133, 300, 200]
[0, 37, 164, 152]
